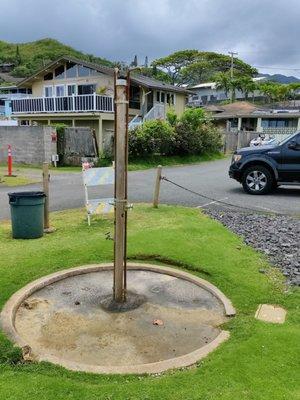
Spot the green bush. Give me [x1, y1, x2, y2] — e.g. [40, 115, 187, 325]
[128, 108, 222, 158]
[174, 108, 222, 155]
[166, 108, 178, 127]
[128, 120, 175, 158]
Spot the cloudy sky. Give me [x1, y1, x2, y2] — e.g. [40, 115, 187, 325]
[1, 0, 300, 76]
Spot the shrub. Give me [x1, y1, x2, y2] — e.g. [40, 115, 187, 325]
[166, 108, 178, 127]
[179, 107, 209, 130]
[174, 108, 222, 155]
[128, 120, 175, 158]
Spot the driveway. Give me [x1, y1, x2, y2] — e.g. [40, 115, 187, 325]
[0, 158, 299, 220]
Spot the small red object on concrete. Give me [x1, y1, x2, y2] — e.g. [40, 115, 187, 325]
[82, 162, 92, 171]
[7, 144, 12, 176]
[153, 319, 164, 326]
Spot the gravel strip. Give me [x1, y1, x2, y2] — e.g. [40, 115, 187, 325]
[206, 210, 300, 286]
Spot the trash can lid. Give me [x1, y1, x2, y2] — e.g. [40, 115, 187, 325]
[8, 191, 46, 198]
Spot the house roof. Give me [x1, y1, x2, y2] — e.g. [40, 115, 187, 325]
[208, 101, 300, 119]
[0, 72, 23, 84]
[17, 56, 114, 87]
[189, 82, 216, 89]
[130, 74, 192, 94]
[17, 55, 191, 94]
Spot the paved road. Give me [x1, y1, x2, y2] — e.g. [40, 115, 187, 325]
[1, 158, 300, 220]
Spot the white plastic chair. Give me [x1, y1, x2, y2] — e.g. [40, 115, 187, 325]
[82, 166, 114, 225]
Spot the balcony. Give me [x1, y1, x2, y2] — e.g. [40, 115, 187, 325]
[11, 94, 114, 114]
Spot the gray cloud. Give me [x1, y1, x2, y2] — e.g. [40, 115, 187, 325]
[0, 0, 300, 76]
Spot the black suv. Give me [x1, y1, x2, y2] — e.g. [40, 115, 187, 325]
[229, 131, 300, 194]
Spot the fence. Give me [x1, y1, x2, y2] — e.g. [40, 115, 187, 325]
[57, 127, 97, 166]
[223, 130, 292, 153]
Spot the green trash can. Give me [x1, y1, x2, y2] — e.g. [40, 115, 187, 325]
[8, 191, 46, 239]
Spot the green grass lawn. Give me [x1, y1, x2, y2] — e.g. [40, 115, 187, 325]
[0, 205, 299, 400]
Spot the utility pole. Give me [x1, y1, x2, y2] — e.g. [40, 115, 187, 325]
[228, 51, 238, 103]
[113, 69, 129, 303]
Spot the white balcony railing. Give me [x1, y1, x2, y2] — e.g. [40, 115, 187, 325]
[11, 94, 114, 114]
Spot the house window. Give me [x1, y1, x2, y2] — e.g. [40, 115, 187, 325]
[129, 85, 140, 109]
[161, 92, 165, 103]
[55, 85, 65, 97]
[55, 65, 65, 79]
[262, 118, 297, 128]
[44, 72, 53, 81]
[156, 91, 160, 102]
[78, 65, 90, 77]
[67, 84, 77, 96]
[78, 84, 96, 95]
[90, 69, 101, 76]
[66, 62, 77, 78]
[44, 86, 53, 97]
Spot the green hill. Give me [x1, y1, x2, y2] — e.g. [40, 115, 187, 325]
[0, 38, 114, 82]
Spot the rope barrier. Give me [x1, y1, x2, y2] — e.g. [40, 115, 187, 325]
[161, 176, 288, 216]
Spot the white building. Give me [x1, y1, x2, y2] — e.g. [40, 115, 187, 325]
[188, 77, 266, 106]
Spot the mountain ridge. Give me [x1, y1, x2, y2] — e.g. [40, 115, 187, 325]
[258, 72, 300, 84]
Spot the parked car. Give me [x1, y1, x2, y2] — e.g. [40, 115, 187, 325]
[229, 131, 300, 194]
[249, 134, 278, 147]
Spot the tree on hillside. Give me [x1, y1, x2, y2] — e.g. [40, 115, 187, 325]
[131, 55, 138, 67]
[15, 45, 21, 66]
[136, 66, 172, 83]
[152, 50, 257, 85]
[152, 50, 199, 84]
[180, 60, 213, 84]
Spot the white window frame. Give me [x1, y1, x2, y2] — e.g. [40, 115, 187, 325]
[44, 85, 53, 98]
[67, 84, 77, 96]
[55, 84, 65, 97]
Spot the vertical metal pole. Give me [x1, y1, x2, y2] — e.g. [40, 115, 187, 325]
[43, 162, 50, 230]
[7, 145, 12, 177]
[113, 73, 128, 303]
[153, 165, 162, 208]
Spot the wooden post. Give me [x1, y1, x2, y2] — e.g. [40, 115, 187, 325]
[237, 131, 242, 150]
[43, 162, 50, 230]
[113, 76, 128, 303]
[153, 165, 162, 208]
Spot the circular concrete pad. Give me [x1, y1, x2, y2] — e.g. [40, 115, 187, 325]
[1, 264, 235, 374]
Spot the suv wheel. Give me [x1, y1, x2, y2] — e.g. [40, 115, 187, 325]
[242, 165, 274, 195]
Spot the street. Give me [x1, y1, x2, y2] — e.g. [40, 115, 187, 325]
[0, 158, 300, 220]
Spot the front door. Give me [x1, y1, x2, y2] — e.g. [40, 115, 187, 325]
[147, 91, 153, 112]
[279, 133, 300, 182]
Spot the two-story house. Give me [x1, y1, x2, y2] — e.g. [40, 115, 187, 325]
[11, 56, 190, 151]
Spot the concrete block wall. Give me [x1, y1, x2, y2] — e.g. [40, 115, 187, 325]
[262, 127, 296, 136]
[0, 126, 57, 164]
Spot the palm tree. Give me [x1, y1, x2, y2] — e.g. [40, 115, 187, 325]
[288, 83, 300, 106]
[214, 72, 232, 99]
[235, 76, 257, 101]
